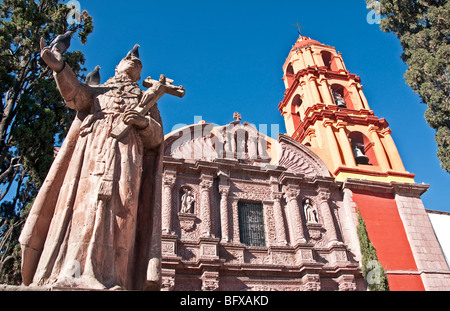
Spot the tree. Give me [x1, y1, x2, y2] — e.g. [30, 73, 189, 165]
[357, 209, 390, 291]
[366, 0, 450, 173]
[0, 0, 93, 284]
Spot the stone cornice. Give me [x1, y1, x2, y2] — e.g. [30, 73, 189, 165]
[291, 104, 389, 143]
[342, 178, 429, 196]
[279, 66, 361, 111]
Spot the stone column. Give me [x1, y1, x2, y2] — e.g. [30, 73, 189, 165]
[257, 135, 269, 160]
[303, 47, 315, 65]
[272, 192, 287, 245]
[335, 121, 356, 167]
[318, 77, 334, 106]
[161, 171, 176, 234]
[296, 50, 307, 69]
[247, 135, 258, 159]
[368, 125, 391, 171]
[349, 82, 363, 110]
[380, 128, 406, 171]
[285, 186, 305, 244]
[317, 188, 339, 245]
[357, 84, 369, 109]
[231, 197, 241, 243]
[200, 175, 213, 237]
[300, 80, 314, 107]
[308, 76, 322, 104]
[219, 186, 230, 242]
[322, 120, 343, 169]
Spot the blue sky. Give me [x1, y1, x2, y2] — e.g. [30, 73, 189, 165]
[68, 0, 450, 212]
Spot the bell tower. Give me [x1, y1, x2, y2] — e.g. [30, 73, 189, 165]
[279, 35, 415, 183]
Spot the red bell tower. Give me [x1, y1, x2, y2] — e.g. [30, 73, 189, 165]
[278, 35, 450, 290]
[279, 35, 414, 183]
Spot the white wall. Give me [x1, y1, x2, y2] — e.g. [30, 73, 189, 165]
[427, 210, 450, 268]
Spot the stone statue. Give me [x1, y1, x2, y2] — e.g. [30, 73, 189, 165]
[19, 38, 184, 290]
[180, 188, 195, 214]
[304, 199, 318, 223]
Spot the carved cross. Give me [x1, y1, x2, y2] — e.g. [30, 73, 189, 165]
[233, 112, 241, 122]
[110, 74, 185, 140]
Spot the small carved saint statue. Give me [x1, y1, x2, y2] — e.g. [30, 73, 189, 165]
[304, 199, 318, 223]
[180, 188, 195, 213]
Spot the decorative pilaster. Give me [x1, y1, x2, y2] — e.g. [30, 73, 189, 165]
[335, 121, 356, 167]
[200, 175, 213, 237]
[357, 84, 369, 109]
[368, 125, 391, 171]
[162, 171, 176, 234]
[317, 188, 339, 245]
[219, 186, 230, 242]
[318, 76, 334, 106]
[285, 186, 305, 244]
[231, 197, 241, 243]
[247, 135, 258, 159]
[271, 192, 287, 245]
[308, 76, 322, 104]
[380, 128, 406, 171]
[322, 120, 343, 168]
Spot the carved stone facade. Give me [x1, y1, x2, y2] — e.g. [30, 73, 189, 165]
[161, 120, 365, 291]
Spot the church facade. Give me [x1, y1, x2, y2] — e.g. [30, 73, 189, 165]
[159, 36, 450, 291]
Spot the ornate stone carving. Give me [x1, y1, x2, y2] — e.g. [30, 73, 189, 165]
[201, 271, 219, 291]
[302, 274, 321, 291]
[161, 269, 175, 291]
[307, 223, 324, 241]
[277, 135, 331, 177]
[338, 275, 357, 291]
[178, 213, 198, 232]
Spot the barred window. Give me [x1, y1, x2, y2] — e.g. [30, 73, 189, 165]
[238, 202, 265, 247]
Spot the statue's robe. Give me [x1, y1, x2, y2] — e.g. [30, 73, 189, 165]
[19, 62, 163, 290]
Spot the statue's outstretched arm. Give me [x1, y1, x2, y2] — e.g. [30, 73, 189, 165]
[40, 38, 93, 112]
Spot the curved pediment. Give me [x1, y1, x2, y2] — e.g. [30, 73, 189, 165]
[276, 134, 331, 177]
[164, 121, 274, 164]
[164, 122, 330, 177]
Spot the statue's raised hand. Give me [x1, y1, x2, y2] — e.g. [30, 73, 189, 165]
[123, 110, 150, 130]
[40, 37, 64, 73]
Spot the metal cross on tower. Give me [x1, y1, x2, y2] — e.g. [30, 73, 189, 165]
[292, 22, 304, 36]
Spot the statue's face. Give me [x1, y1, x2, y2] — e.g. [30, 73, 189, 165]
[116, 56, 142, 81]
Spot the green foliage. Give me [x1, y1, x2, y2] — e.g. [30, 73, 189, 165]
[0, 0, 93, 284]
[357, 209, 390, 291]
[368, 0, 450, 173]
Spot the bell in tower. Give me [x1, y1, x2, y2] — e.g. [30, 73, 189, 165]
[332, 90, 347, 108]
[351, 142, 370, 165]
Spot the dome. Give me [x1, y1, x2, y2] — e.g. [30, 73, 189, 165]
[292, 36, 323, 50]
